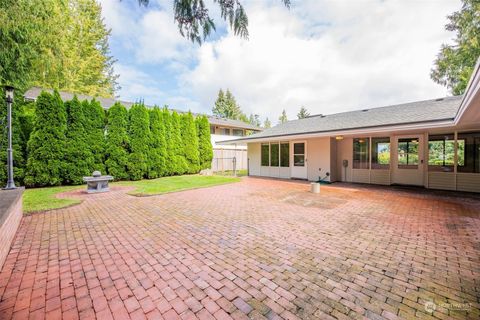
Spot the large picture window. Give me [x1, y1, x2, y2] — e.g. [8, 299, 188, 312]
[428, 134, 455, 172]
[280, 142, 289, 167]
[353, 138, 369, 169]
[371, 137, 390, 169]
[457, 132, 480, 173]
[398, 138, 418, 169]
[270, 143, 279, 166]
[261, 143, 269, 166]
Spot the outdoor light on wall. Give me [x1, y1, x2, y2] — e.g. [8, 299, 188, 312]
[3, 85, 16, 189]
[335, 136, 344, 140]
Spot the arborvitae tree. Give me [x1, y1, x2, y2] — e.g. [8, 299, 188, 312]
[162, 108, 175, 176]
[105, 102, 129, 180]
[181, 112, 200, 173]
[196, 115, 213, 170]
[148, 107, 167, 178]
[83, 99, 106, 172]
[24, 91, 66, 186]
[127, 103, 150, 180]
[63, 96, 94, 184]
[0, 95, 26, 186]
[171, 111, 188, 174]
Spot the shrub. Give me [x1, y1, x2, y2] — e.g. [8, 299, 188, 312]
[63, 96, 94, 184]
[196, 115, 213, 170]
[171, 111, 188, 174]
[127, 103, 150, 180]
[148, 107, 167, 178]
[105, 102, 129, 180]
[24, 91, 67, 186]
[181, 112, 200, 173]
[162, 108, 175, 176]
[83, 99, 106, 172]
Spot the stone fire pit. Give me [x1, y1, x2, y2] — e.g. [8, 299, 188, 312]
[83, 171, 114, 193]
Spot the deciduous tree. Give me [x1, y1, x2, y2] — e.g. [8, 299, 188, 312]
[431, 0, 480, 95]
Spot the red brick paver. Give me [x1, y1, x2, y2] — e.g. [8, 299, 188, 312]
[1, 177, 479, 319]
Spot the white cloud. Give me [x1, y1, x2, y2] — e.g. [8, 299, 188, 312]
[181, 0, 460, 122]
[102, 0, 462, 123]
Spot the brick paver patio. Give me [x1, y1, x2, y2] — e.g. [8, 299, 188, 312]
[0, 177, 479, 320]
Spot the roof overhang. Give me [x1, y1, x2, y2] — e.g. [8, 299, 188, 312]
[454, 59, 480, 126]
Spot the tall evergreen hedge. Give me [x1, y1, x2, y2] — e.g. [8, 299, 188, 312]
[24, 91, 67, 186]
[63, 96, 94, 184]
[196, 115, 213, 170]
[162, 108, 175, 176]
[171, 111, 188, 175]
[181, 112, 200, 173]
[127, 103, 150, 180]
[83, 99, 106, 172]
[148, 107, 166, 178]
[10, 92, 215, 187]
[105, 102, 129, 180]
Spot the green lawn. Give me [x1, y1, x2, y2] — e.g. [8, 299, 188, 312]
[23, 175, 240, 213]
[23, 185, 83, 214]
[115, 174, 240, 196]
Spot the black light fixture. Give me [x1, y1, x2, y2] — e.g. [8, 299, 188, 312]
[4, 85, 16, 189]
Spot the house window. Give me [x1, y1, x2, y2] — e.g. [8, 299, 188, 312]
[270, 143, 279, 166]
[220, 128, 231, 135]
[353, 138, 369, 169]
[280, 142, 289, 167]
[428, 134, 455, 172]
[457, 132, 480, 173]
[398, 138, 419, 169]
[371, 137, 390, 169]
[261, 143, 269, 166]
[232, 129, 244, 136]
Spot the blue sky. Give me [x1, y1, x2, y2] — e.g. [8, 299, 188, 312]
[101, 0, 460, 124]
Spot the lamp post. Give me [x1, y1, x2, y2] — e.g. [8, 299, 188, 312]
[4, 85, 16, 189]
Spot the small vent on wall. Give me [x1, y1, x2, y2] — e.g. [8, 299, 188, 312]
[361, 109, 369, 112]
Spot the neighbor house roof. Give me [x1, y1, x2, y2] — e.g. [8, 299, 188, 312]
[223, 95, 463, 142]
[23, 87, 262, 132]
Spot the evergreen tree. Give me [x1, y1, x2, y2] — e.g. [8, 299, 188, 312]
[0, 95, 26, 186]
[196, 115, 213, 170]
[181, 112, 200, 173]
[105, 102, 129, 180]
[278, 109, 288, 124]
[263, 117, 271, 129]
[148, 107, 167, 178]
[248, 113, 261, 127]
[162, 108, 175, 176]
[127, 103, 150, 180]
[171, 111, 188, 174]
[64, 96, 93, 184]
[83, 99, 106, 172]
[297, 106, 310, 119]
[212, 89, 246, 121]
[24, 91, 66, 186]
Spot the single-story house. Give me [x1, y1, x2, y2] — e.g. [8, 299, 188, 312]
[222, 62, 480, 193]
[23, 87, 262, 172]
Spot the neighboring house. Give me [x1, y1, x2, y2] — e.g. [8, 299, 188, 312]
[23, 88, 262, 172]
[222, 62, 480, 193]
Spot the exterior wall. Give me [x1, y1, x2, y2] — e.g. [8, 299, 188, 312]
[0, 188, 24, 270]
[247, 130, 480, 193]
[305, 137, 331, 181]
[247, 138, 331, 181]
